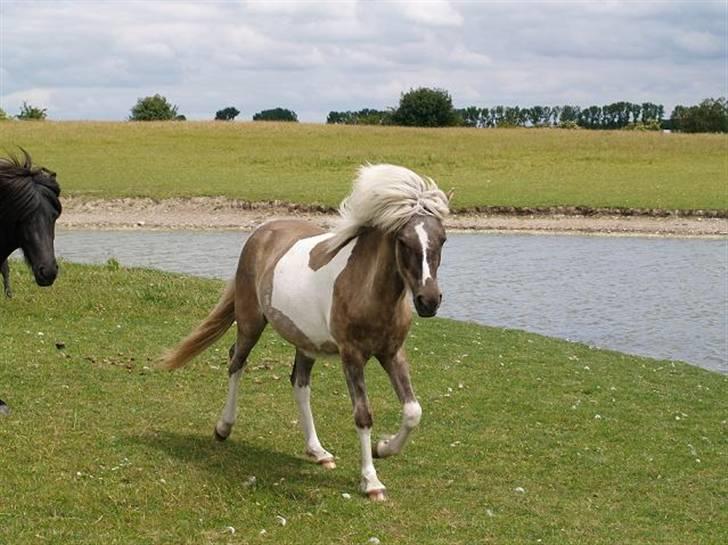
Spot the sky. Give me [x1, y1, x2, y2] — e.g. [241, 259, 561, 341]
[1, 0, 726, 122]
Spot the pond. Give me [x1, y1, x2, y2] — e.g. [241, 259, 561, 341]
[14, 230, 727, 373]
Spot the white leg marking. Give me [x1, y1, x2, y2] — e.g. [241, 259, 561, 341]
[414, 222, 431, 285]
[216, 370, 242, 437]
[376, 401, 422, 458]
[358, 427, 386, 498]
[294, 385, 335, 467]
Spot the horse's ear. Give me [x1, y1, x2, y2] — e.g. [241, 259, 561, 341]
[446, 188, 455, 203]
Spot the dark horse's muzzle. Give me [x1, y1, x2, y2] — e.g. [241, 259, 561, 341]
[33, 260, 58, 286]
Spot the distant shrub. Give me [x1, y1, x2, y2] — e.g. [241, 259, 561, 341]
[623, 120, 661, 131]
[253, 108, 298, 122]
[17, 102, 47, 120]
[558, 120, 580, 129]
[0, 108, 8, 121]
[327, 108, 393, 125]
[391, 87, 459, 127]
[215, 107, 240, 121]
[129, 94, 180, 121]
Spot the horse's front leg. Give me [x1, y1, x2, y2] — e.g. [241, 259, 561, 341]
[374, 349, 422, 459]
[341, 349, 386, 501]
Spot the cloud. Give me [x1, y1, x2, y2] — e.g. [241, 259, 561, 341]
[0, 0, 725, 121]
[396, 0, 464, 27]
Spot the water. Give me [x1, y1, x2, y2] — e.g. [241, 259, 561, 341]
[15, 230, 727, 373]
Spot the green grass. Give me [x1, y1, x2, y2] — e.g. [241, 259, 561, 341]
[1, 121, 726, 210]
[0, 262, 726, 544]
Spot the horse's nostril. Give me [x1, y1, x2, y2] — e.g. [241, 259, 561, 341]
[415, 294, 425, 308]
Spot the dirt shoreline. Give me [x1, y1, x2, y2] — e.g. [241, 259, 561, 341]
[58, 197, 728, 238]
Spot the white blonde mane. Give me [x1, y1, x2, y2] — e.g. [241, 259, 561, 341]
[327, 164, 449, 249]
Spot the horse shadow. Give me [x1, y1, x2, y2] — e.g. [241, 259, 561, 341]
[127, 429, 352, 497]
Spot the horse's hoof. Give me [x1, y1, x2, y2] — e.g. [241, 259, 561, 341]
[0, 404, 10, 417]
[367, 489, 387, 502]
[305, 449, 337, 469]
[213, 427, 229, 441]
[319, 458, 337, 470]
[372, 435, 393, 459]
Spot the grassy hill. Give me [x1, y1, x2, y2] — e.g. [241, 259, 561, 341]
[1, 121, 726, 211]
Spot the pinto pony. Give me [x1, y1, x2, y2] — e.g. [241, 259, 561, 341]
[161, 164, 449, 500]
[0, 150, 62, 414]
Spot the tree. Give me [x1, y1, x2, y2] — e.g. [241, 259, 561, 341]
[560, 105, 581, 124]
[457, 106, 483, 128]
[252, 107, 298, 122]
[391, 87, 459, 127]
[215, 107, 240, 121]
[129, 94, 180, 121]
[670, 98, 727, 133]
[17, 101, 47, 120]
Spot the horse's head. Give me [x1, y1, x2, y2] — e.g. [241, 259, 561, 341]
[20, 167, 61, 286]
[395, 214, 446, 318]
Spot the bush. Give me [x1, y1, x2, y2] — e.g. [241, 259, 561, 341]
[0, 108, 8, 121]
[391, 87, 459, 127]
[129, 94, 180, 121]
[326, 108, 393, 125]
[252, 108, 298, 122]
[670, 97, 727, 133]
[622, 120, 662, 131]
[558, 120, 580, 129]
[17, 102, 47, 120]
[215, 107, 240, 121]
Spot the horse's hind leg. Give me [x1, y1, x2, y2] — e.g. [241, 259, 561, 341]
[0, 399, 9, 417]
[214, 310, 266, 441]
[290, 349, 336, 468]
[1, 260, 12, 298]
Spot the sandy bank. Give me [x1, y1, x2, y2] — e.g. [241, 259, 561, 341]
[58, 197, 728, 238]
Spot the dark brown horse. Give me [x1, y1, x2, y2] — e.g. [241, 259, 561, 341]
[0, 150, 62, 415]
[161, 164, 450, 500]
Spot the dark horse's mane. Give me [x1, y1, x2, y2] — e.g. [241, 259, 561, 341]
[0, 149, 61, 224]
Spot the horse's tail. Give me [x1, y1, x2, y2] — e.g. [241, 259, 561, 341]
[159, 280, 236, 370]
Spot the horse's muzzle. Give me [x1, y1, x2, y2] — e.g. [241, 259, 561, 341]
[34, 263, 58, 287]
[414, 292, 442, 318]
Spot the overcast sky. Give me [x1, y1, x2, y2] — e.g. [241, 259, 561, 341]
[1, 0, 725, 121]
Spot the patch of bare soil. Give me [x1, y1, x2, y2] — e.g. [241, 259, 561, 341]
[58, 197, 728, 238]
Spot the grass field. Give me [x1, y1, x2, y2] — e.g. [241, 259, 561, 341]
[0, 262, 726, 544]
[1, 121, 726, 211]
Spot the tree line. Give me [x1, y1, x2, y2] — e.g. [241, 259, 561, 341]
[327, 88, 727, 133]
[3, 90, 726, 133]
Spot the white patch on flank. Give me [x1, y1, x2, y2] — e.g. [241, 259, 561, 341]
[271, 233, 356, 348]
[414, 222, 431, 285]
